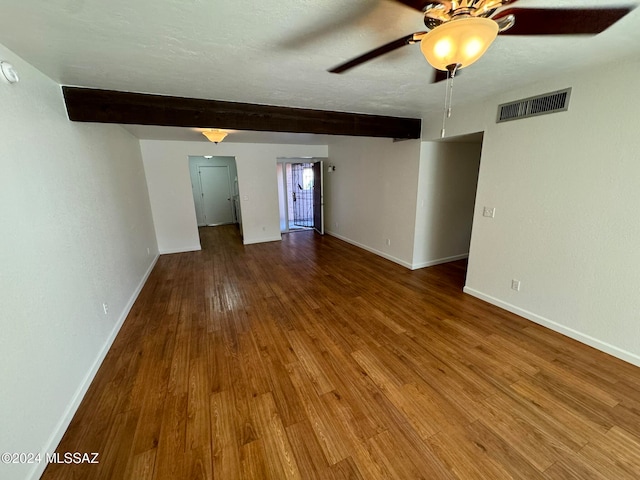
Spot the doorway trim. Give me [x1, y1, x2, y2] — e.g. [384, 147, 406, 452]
[277, 157, 327, 235]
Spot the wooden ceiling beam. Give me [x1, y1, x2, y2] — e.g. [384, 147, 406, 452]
[62, 87, 421, 140]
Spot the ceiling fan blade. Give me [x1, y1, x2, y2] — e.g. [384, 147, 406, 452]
[329, 33, 423, 73]
[495, 7, 634, 35]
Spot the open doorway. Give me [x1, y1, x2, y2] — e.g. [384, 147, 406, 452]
[289, 162, 313, 230]
[277, 159, 324, 235]
[189, 155, 240, 228]
[413, 132, 483, 278]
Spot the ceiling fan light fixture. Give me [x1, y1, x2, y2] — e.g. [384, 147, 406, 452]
[420, 16, 498, 71]
[202, 129, 228, 143]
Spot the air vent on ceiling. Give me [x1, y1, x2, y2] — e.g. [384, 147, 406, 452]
[497, 88, 571, 123]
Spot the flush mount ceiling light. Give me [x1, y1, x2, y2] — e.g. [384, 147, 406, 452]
[420, 16, 498, 73]
[201, 129, 228, 143]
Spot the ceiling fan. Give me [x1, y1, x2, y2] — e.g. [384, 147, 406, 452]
[329, 0, 635, 81]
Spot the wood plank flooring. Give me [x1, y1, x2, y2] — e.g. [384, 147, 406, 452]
[42, 225, 640, 479]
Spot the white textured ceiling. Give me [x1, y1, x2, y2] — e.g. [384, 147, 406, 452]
[1, 0, 639, 140]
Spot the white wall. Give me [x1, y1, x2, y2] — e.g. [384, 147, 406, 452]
[427, 59, 640, 366]
[0, 45, 157, 480]
[140, 141, 328, 250]
[413, 141, 481, 268]
[422, 97, 489, 142]
[324, 136, 422, 268]
[141, 142, 201, 253]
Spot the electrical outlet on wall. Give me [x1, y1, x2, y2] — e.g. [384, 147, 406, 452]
[385, 239, 391, 246]
[483, 207, 495, 218]
[102, 303, 109, 315]
[511, 280, 521, 291]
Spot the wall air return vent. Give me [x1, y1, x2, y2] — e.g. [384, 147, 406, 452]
[497, 88, 571, 123]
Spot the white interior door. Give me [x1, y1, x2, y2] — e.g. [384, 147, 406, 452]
[198, 166, 234, 226]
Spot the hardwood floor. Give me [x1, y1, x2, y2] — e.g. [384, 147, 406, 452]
[42, 225, 640, 479]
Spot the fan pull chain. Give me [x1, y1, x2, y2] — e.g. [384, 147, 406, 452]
[441, 72, 450, 138]
[440, 64, 459, 138]
[447, 71, 455, 117]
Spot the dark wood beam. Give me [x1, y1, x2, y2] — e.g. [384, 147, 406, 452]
[62, 87, 421, 139]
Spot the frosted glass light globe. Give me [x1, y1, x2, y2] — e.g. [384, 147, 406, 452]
[420, 17, 499, 71]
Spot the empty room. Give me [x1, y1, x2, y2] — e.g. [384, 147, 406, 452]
[2, 1, 640, 479]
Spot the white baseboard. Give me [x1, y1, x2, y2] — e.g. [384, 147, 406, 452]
[243, 235, 282, 245]
[411, 253, 468, 270]
[326, 231, 413, 269]
[463, 286, 640, 368]
[159, 245, 201, 254]
[29, 255, 159, 480]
